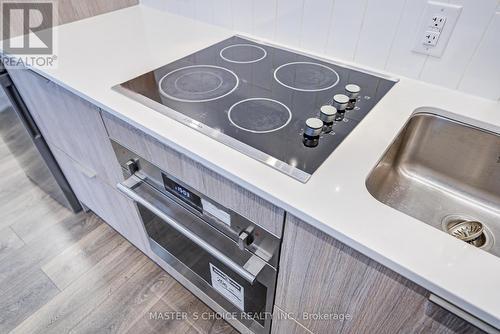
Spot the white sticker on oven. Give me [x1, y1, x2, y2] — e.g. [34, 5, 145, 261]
[202, 199, 231, 226]
[209, 263, 244, 311]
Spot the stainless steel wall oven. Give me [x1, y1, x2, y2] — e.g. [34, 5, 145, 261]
[112, 141, 281, 334]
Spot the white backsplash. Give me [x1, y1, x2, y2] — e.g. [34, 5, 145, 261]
[142, 0, 500, 100]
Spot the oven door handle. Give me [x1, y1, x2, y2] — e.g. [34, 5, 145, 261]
[117, 175, 264, 284]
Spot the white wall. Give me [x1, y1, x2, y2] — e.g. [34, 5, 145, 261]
[142, 0, 500, 100]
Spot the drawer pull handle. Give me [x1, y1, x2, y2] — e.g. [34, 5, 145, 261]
[69, 158, 97, 179]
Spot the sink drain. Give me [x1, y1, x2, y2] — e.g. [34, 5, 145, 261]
[441, 215, 493, 249]
[447, 220, 485, 246]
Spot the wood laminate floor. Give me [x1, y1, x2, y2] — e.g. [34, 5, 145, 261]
[0, 134, 238, 334]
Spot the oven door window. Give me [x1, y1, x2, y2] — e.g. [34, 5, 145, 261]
[138, 204, 268, 325]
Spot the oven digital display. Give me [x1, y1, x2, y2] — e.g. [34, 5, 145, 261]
[162, 173, 202, 210]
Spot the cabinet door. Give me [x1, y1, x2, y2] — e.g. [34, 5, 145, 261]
[7, 68, 123, 186]
[50, 145, 150, 254]
[274, 215, 484, 334]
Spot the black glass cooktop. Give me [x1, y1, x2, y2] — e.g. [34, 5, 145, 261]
[116, 36, 397, 182]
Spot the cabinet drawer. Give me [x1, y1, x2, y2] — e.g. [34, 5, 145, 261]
[7, 68, 123, 185]
[50, 146, 149, 254]
[102, 112, 285, 237]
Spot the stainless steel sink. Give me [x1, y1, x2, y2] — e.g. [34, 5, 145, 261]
[366, 111, 500, 257]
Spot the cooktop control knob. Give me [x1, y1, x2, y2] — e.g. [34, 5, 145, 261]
[345, 84, 361, 110]
[304, 118, 323, 137]
[333, 94, 349, 110]
[320, 105, 337, 125]
[333, 94, 349, 121]
[303, 117, 323, 147]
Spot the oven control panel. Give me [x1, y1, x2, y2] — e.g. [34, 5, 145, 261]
[162, 173, 203, 211]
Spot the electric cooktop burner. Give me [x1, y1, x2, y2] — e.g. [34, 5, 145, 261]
[228, 98, 292, 134]
[159, 65, 238, 102]
[274, 62, 340, 92]
[220, 44, 267, 63]
[116, 36, 397, 182]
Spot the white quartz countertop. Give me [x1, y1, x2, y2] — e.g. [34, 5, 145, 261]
[2, 4, 500, 328]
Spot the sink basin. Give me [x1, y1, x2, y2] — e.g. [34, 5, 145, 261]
[366, 110, 500, 257]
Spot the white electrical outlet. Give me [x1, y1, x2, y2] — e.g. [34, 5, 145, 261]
[422, 30, 440, 46]
[413, 1, 462, 57]
[430, 15, 446, 31]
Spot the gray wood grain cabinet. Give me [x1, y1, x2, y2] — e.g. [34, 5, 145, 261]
[7, 68, 123, 186]
[102, 112, 286, 238]
[49, 146, 149, 254]
[273, 215, 485, 334]
[7, 67, 149, 254]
